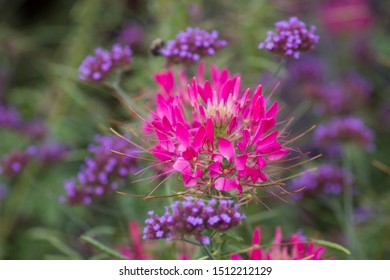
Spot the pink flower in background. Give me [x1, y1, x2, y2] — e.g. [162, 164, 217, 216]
[119, 221, 150, 260]
[145, 64, 289, 197]
[320, 0, 373, 35]
[231, 226, 328, 260]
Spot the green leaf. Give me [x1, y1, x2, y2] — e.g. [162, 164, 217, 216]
[81, 235, 128, 260]
[29, 228, 82, 260]
[313, 239, 351, 255]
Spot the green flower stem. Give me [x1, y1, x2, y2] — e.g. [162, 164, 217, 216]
[290, 99, 312, 126]
[182, 238, 216, 260]
[81, 235, 128, 260]
[201, 243, 216, 260]
[105, 79, 148, 119]
[342, 145, 362, 259]
[264, 59, 285, 94]
[0, 166, 37, 241]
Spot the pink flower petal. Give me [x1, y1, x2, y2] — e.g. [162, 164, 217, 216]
[214, 177, 238, 191]
[192, 126, 205, 152]
[266, 101, 278, 118]
[208, 161, 222, 176]
[218, 137, 235, 161]
[173, 157, 192, 175]
[154, 70, 174, 94]
[235, 154, 248, 170]
[256, 131, 279, 151]
[176, 122, 191, 148]
[206, 118, 214, 147]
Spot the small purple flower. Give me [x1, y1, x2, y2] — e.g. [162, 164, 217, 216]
[19, 119, 47, 140]
[143, 197, 245, 244]
[286, 56, 324, 84]
[258, 17, 319, 59]
[62, 134, 138, 205]
[0, 104, 22, 129]
[117, 22, 145, 47]
[290, 164, 354, 199]
[0, 150, 31, 179]
[34, 143, 69, 165]
[314, 116, 375, 153]
[301, 73, 372, 116]
[160, 27, 227, 65]
[79, 44, 133, 82]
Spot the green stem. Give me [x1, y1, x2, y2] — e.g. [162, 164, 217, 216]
[264, 59, 285, 94]
[182, 237, 215, 260]
[342, 145, 361, 259]
[201, 243, 216, 260]
[81, 235, 128, 260]
[290, 99, 312, 126]
[105, 79, 147, 119]
[182, 237, 201, 246]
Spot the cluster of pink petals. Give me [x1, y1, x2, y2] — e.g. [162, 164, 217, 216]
[231, 226, 327, 260]
[146, 64, 289, 194]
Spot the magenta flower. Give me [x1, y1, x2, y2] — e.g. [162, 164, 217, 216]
[145, 64, 289, 197]
[118, 221, 150, 260]
[258, 17, 319, 59]
[231, 226, 328, 260]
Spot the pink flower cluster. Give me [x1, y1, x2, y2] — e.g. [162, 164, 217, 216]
[231, 226, 327, 260]
[146, 64, 289, 195]
[118, 221, 150, 260]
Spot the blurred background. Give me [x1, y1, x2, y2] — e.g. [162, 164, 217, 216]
[0, 0, 389, 259]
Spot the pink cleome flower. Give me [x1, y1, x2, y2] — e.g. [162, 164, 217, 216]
[144, 63, 289, 196]
[231, 226, 327, 260]
[118, 221, 150, 260]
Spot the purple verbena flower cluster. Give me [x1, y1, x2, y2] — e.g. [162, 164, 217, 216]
[117, 22, 145, 47]
[0, 150, 32, 179]
[79, 44, 132, 82]
[287, 56, 324, 84]
[160, 27, 227, 65]
[290, 164, 354, 199]
[314, 116, 374, 153]
[61, 134, 138, 205]
[303, 74, 372, 116]
[0, 104, 47, 139]
[27, 143, 69, 166]
[258, 17, 319, 59]
[0, 143, 68, 179]
[0, 104, 21, 129]
[143, 197, 245, 245]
